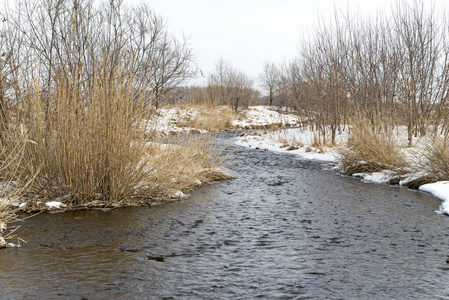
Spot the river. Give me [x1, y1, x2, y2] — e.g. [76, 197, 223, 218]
[1, 133, 449, 299]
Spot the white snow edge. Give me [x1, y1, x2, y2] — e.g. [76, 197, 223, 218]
[419, 182, 449, 214]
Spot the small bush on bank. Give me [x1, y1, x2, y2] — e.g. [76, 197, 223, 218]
[339, 125, 406, 176]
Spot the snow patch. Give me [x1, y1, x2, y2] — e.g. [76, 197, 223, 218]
[172, 190, 190, 200]
[235, 127, 342, 162]
[419, 182, 449, 214]
[232, 106, 303, 128]
[352, 171, 395, 184]
[45, 201, 64, 209]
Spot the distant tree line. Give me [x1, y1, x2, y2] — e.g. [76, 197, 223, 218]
[165, 58, 260, 111]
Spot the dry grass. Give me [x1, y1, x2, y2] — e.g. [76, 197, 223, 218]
[11, 68, 151, 206]
[339, 124, 406, 175]
[142, 134, 232, 202]
[421, 135, 449, 181]
[186, 106, 236, 132]
[0, 139, 35, 247]
[310, 130, 328, 153]
[3, 66, 230, 208]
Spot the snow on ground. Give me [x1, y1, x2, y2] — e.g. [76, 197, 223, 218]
[352, 170, 398, 184]
[420, 182, 449, 214]
[45, 201, 64, 209]
[147, 105, 304, 136]
[232, 106, 303, 128]
[147, 106, 207, 135]
[235, 127, 346, 162]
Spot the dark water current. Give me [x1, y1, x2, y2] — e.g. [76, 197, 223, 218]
[2, 132, 449, 299]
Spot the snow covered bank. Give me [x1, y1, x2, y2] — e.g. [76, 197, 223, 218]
[231, 106, 304, 129]
[236, 127, 344, 162]
[148, 105, 304, 136]
[148, 106, 208, 135]
[236, 126, 449, 215]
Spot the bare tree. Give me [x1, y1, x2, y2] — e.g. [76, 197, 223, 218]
[208, 58, 231, 106]
[208, 58, 254, 110]
[0, 0, 194, 108]
[392, 0, 449, 145]
[273, 1, 449, 146]
[228, 70, 253, 111]
[259, 62, 280, 107]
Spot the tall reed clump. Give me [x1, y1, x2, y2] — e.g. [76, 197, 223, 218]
[339, 123, 406, 176]
[0, 136, 36, 247]
[7, 65, 230, 208]
[13, 67, 152, 207]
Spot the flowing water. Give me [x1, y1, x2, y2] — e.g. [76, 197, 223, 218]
[1, 134, 449, 299]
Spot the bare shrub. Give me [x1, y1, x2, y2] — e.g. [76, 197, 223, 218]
[0, 0, 194, 109]
[268, 1, 449, 144]
[208, 59, 255, 111]
[259, 62, 280, 107]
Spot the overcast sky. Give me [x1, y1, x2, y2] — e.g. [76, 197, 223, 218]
[125, 0, 447, 86]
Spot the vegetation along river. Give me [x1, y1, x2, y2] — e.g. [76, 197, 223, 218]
[1, 132, 449, 299]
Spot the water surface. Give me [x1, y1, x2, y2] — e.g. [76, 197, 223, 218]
[1, 135, 449, 299]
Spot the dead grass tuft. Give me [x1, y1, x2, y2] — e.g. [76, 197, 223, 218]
[12, 68, 152, 206]
[401, 176, 437, 189]
[264, 127, 305, 151]
[309, 129, 334, 152]
[142, 134, 232, 201]
[421, 135, 449, 181]
[339, 124, 406, 176]
[186, 106, 236, 132]
[0, 139, 35, 247]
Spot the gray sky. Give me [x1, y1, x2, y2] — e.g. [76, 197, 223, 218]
[125, 0, 447, 86]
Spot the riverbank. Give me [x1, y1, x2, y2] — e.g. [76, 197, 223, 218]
[13, 106, 301, 212]
[8, 104, 448, 213]
[4, 104, 449, 247]
[0, 106, 299, 212]
[0, 105, 301, 246]
[147, 105, 304, 136]
[236, 126, 449, 215]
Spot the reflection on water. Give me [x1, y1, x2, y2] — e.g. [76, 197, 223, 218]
[1, 135, 449, 299]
